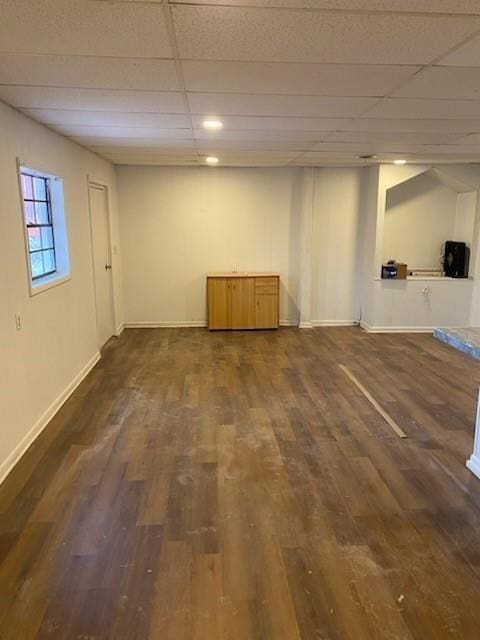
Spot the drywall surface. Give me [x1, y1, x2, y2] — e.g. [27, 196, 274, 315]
[0, 99, 122, 481]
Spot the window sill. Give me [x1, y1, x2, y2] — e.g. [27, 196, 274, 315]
[29, 272, 71, 297]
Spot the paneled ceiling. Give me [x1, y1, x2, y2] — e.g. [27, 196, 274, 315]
[3, 0, 480, 166]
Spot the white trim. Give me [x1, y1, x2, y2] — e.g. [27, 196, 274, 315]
[360, 322, 434, 334]
[299, 321, 313, 329]
[125, 320, 207, 328]
[29, 273, 71, 296]
[0, 351, 101, 487]
[311, 320, 358, 327]
[467, 389, 480, 480]
[87, 179, 116, 348]
[115, 323, 125, 337]
[466, 455, 480, 480]
[125, 320, 298, 329]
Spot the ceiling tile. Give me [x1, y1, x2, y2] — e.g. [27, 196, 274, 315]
[326, 130, 462, 145]
[195, 151, 300, 166]
[183, 61, 418, 96]
[111, 160, 200, 166]
[310, 141, 428, 153]
[0, 0, 172, 57]
[20, 109, 191, 128]
[296, 151, 373, 161]
[188, 93, 376, 117]
[71, 138, 195, 149]
[393, 66, 480, 99]
[295, 151, 420, 164]
[99, 152, 200, 165]
[363, 97, 480, 119]
[346, 118, 480, 133]
[419, 145, 480, 155]
[194, 129, 330, 141]
[455, 133, 480, 144]
[173, 6, 480, 64]
[51, 125, 192, 139]
[191, 115, 352, 130]
[94, 148, 198, 157]
[438, 34, 480, 66]
[171, 1, 480, 14]
[0, 86, 186, 113]
[0, 54, 179, 91]
[195, 139, 313, 151]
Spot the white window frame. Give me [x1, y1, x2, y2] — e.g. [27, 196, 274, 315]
[17, 161, 71, 296]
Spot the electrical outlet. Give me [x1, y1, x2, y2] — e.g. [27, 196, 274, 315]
[15, 312, 22, 331]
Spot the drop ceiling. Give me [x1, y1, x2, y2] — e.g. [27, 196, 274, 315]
[3, 0, 480, 166]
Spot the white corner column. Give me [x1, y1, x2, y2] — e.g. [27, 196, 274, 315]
[298, 167, 315, 328]
[467, 388, 480, 480]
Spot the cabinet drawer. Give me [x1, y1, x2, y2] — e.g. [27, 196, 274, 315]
[255, 277, 278, 295]
[255, 276, 278, 287]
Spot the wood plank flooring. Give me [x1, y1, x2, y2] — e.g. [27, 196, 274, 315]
[1, 327, 480, 639]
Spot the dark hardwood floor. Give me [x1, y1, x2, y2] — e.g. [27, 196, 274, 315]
[1, 327, 480, 639]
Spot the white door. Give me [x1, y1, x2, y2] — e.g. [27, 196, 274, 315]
[89, 184, 115, 348]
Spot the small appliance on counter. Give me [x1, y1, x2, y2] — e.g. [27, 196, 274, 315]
[443, 241, 469, 278]
[381, 260, 407, 280]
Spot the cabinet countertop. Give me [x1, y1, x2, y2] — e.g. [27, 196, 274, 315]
[206, 272, 280, 278]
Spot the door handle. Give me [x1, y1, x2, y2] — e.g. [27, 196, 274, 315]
[105, 264, 112, 270]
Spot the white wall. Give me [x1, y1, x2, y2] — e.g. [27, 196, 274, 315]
[117, 166, 304, 325]
[361, 163, 480, 331]
[117, 165, 367, 328]
[454, 192, 477, 247]
[383, 172, 457, 270]
[311, 168, 364, 324]
[0, 100, 122, 481]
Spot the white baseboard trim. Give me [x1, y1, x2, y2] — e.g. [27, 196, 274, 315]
[361, 322, 434, 334]
[115, 323, 125, 337]
[0, 351, 101, 487]
[466, 455, 480, 480]
[298, 321, 313, 329]
[125, 320, 207, 328]
[311, 320, 358, 327]
[125, 320, 360, 330]
[126, 320, 300, 329]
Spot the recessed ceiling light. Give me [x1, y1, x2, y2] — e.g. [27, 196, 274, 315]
[393, 159, 407, 165]
[202, 119, 223, 130]
[206, 156, 219, 165]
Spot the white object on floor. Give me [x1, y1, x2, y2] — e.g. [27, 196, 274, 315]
[467, 388, 480, 480]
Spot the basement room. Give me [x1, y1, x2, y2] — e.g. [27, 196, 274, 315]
[2, 1, 480, 639]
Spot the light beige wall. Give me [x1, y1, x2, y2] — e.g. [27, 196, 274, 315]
[0, 100, 122, 481]
[383, 172, 458, 270]
[361, 163, 479, 331]
[311, 167, 364, 324]
[117, 166, 303, 325]
[117, 165, 367, 328]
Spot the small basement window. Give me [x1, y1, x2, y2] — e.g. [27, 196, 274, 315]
[19, 165, 70, 295]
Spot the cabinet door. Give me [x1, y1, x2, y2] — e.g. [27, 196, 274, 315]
[207, 278, 232, 329]
[231, 277, 255, 329]
[255, 294, 279, 328]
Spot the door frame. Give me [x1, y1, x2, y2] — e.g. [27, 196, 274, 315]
[87, 177, 116, 349]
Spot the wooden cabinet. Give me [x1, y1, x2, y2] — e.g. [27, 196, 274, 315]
[231, 277, 255, 329]
[207, 273, 279, 330]
[207, 277, 231, 329]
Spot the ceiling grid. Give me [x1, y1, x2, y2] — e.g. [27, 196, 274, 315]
[2, 0, 480, 166]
